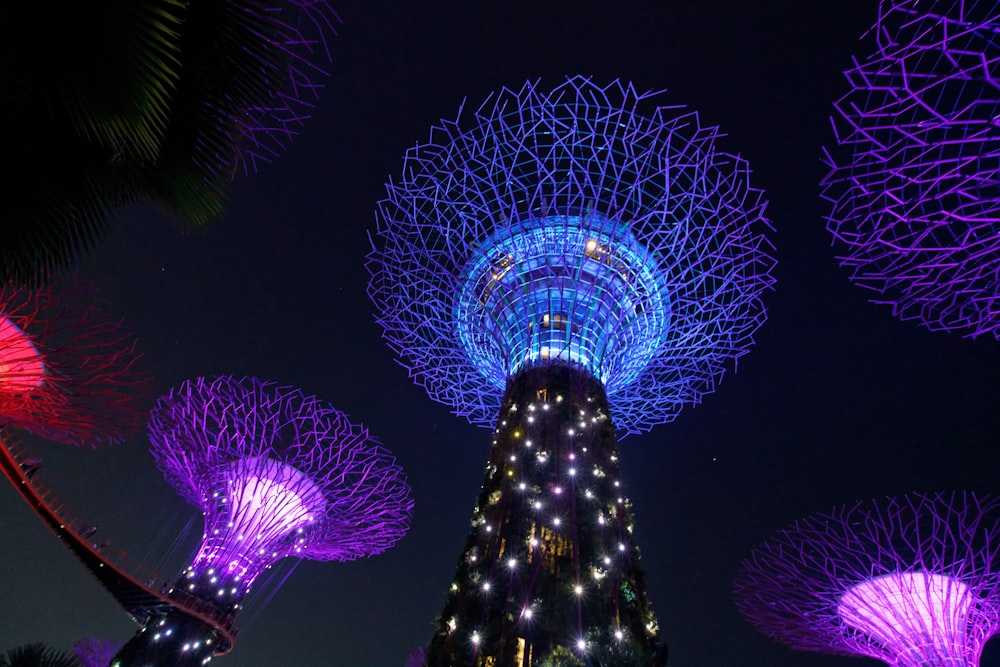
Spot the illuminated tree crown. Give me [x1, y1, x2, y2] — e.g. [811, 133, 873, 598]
[368, 75, 775, 435]
[734, 491, 1000, 666]
[0, 281, 151, 447]
[114, 376, 413, 666]
[149, 375, 413, 596]
[822, 0, 1000, 338]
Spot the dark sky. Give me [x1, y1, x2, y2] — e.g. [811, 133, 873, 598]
[3, 1, 1000, 666]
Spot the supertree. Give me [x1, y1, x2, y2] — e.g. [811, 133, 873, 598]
[822, 0, 1000, 339]
[733, 491, 1000, 667]
[367, 75, 775, 666]
[113, 375, 413, 666]
[0, 281, 151, 447]
[1, 0, 340, 285]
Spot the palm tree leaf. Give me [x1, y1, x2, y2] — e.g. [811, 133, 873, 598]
[4, 0, 185, 164]
[0, 642, 81, 667]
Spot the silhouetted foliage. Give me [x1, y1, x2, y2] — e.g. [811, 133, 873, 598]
[0, 643, 81, 667]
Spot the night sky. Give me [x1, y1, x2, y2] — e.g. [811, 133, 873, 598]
[3, 2, 1000, 666]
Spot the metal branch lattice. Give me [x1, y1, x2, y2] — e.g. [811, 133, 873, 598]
[227, 0, 341, 177]
[822, 0, 1000, 338]
[367, 75, 775, 435]
[148, 375, 413, 599]
[0, 281, 151, 447]
[733, 491, 1000, 666]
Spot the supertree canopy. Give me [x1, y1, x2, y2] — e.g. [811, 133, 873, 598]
[822, 0, 1000, 338]
[733, 491, 1000, 667]
[114, 375, 413, 666]
[223, 0, 340, 178]
[0, 281, 151, 447]
[368, 75, 774, 665]
[369, 75, 774, 435]
[146, 0, 341, 227]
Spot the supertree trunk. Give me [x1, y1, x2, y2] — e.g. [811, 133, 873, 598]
[427, 363, 666, 667]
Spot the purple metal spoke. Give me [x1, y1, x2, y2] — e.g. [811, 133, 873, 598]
[822, 0, 1000, 338]
[228, 1, 340, 177]
[734, 491, 1000, 667]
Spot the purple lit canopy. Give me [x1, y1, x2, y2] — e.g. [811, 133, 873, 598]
[367, 75, 775, 435]
[822, 0, 1000, 338]
[224, 0, 341, 178]
[147, 375, 413, 601]
[733, 491, 1000, 667]
[147, 0, 342, 229]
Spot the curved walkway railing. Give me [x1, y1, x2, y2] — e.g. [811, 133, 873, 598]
[0, 435, 237, 656]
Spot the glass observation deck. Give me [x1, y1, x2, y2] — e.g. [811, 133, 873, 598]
[456, 213, 671, 389]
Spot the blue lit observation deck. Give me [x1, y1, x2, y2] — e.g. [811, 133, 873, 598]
[457, 214, 670, 390]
